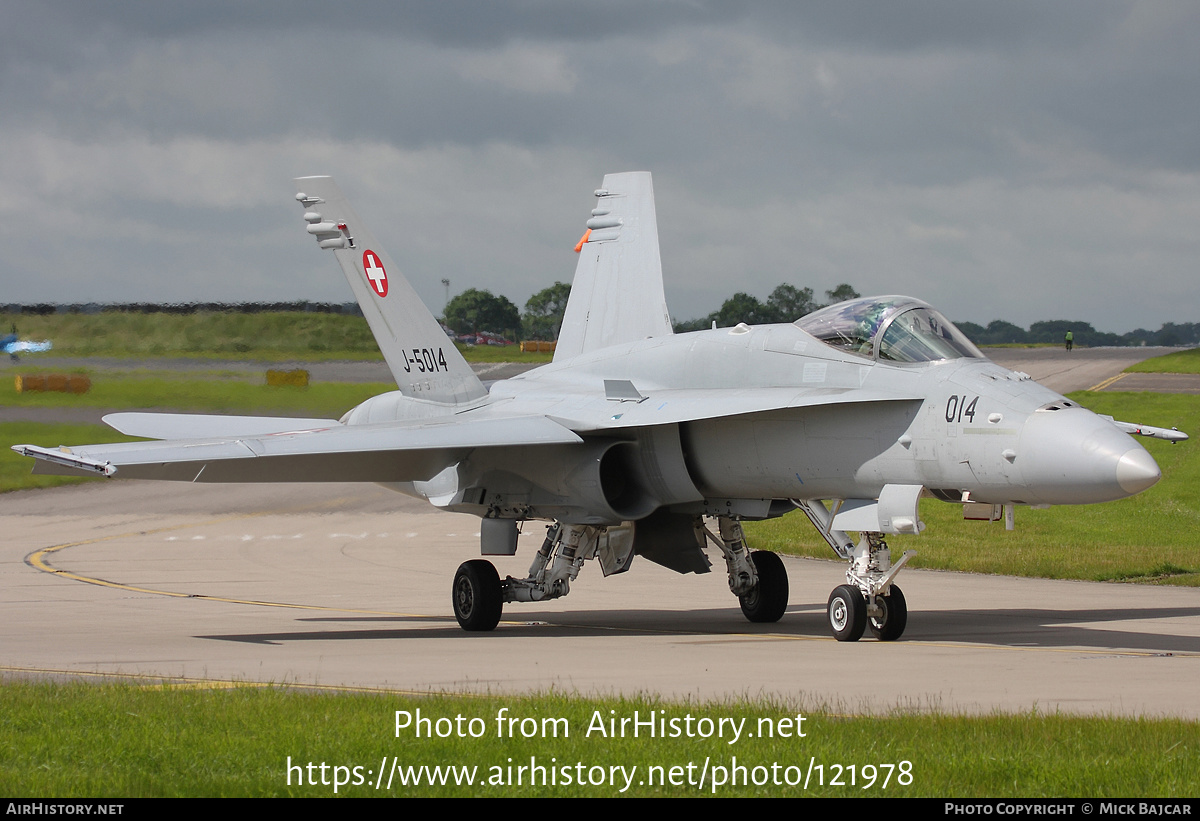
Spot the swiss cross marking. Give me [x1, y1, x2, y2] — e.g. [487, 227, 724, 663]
[362, 250, 388, 297]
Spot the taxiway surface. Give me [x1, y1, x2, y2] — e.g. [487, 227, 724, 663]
[3, 348, 1197, 715]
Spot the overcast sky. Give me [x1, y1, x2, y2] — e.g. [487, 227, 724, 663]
[2, 1, 1197, 333]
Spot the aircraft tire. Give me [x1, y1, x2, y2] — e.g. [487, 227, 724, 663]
[827, 584, 867, 642]
[869, 585, 907, 641]
[452, 560, 503, 632]
[739, 550, 789, 623]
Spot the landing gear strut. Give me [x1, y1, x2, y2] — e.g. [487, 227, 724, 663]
[451, 523, 626, 631]
[697, 517, 789, 623]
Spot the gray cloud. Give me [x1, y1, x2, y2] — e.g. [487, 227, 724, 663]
[2, 2, 1197, 333]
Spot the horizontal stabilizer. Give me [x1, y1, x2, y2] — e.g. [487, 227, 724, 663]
[104, 412, 341, 440]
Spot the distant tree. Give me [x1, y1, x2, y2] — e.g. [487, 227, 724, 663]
[984, 320, 1028, 345]
[1123, 328, 1156, 347]
[765, 284, 816, 322]
[713, 292, 774, 327]
[522, 281, 571, 340]
[824, 284, 860, 306]
[1151, 322, 1200, 346]
[1028, 320, 1122, 348]
[955, 321, 987, 344]
[670, 281, 861, 331]
[443, 289, 521, 338]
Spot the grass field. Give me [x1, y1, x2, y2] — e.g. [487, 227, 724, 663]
[0, 310, 553, 363]
[1, 681, 1196, 797]
[1125, 347, 1200, 374]
[0, 371, 391, 415]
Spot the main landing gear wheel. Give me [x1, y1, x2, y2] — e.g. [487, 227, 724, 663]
[869, 585, 907, 641]
[827, 584, 867, 642]
[452, 560, 503, 632]
[739, 550, 789, 623]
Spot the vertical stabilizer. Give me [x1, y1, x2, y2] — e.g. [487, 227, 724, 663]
[554, 172, 673, 361]
[294, 176, 486, 405]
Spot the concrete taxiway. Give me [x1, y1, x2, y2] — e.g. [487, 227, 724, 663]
[2, 348, 1198, 715]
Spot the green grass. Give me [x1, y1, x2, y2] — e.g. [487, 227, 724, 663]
[0, 311, 552, 363]
[747, 391, 1200, 586]
[0, 681, 1196, 797]
[0, 372, 391, 416]
[1, 375, 395, 492]
[1126, 347, 1200, 374]
[459, 343, 553, 363]
[3, 310, 381, 359]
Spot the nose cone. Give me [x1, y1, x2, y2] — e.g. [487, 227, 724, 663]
[1018, 408, 1160, 504]
[1115, 447, 1161, 495]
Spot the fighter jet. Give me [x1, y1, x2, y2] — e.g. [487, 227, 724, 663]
[13, 173, 1185, 642]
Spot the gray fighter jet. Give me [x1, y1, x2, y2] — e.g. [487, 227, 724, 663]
[14, 172, 1185, 641]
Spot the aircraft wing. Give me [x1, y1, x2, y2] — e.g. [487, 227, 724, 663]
[1102, 416, 1190, 442]
[12, 415, 582, 483]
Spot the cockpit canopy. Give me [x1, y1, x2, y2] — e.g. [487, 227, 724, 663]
[796, 296, 983, 363]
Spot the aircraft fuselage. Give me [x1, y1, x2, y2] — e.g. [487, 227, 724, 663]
[361, 319, 1159, 523]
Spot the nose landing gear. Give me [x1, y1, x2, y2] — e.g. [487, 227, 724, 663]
[795, 499, 915, 642]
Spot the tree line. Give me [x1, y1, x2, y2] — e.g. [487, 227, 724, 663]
[954, 318, 1200, 348]
[441, 282, 866, 341]
[11, 286, 1198, 348]
[672, 284, 861, 332]
[499, 279, 1199, 347]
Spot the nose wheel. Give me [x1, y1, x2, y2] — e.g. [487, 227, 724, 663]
[869, 585, 907, 641]
[826, 584, 907, 642]
[827, 585, 867, 642]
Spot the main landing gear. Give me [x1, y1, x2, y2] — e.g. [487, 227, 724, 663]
[695, 517, 788, 623]
[452, 522, 623, 632]
[450, 516, 791, 632]
[451, 560, 504, 631]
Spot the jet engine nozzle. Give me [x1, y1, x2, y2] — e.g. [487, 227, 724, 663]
[1017, 407, 1160, 505]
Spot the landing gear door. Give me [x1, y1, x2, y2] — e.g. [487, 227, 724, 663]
[831, 484, 924, 535]
[595, 524, 636, 577]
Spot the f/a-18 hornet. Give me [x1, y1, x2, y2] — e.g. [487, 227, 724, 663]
[15, 172, 1185, 641]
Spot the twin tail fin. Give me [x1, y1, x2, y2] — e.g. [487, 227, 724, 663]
[294, 176, 486, 405]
